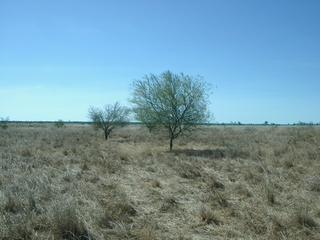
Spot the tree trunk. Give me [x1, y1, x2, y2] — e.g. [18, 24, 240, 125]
[104, 130, 109, 140]
[169, 137, 173, 151]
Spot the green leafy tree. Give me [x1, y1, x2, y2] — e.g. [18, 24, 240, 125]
[88, 102, 129, 140]
[54, 119, 65, 128]
[130, 70, 212, 150]
[134, 107, 158, 133]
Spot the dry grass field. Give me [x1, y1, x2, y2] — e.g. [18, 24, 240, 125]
[0, 123, 319, 239]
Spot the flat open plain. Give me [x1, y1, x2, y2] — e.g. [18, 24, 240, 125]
[0, 123, 319, 239]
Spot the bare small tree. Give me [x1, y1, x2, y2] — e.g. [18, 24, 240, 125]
[0, 117, 9, 129]
[131, 70, 212, 150]
[88, 102, 130, 140]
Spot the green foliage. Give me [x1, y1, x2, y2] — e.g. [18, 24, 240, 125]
[130, 70, 212, 150]
[0, 117, 9, 129]
[54, 119, 65, 128]
[88, 102, 130, 140]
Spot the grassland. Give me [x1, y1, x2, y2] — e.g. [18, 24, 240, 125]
[0, 123, 319, 239]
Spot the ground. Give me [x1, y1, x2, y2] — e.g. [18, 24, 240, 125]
[0, 123, 319, 239]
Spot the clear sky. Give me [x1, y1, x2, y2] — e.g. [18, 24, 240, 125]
[1, 0, 319, 124]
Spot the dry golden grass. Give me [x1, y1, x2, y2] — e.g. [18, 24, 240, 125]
[0, 123, 319, 239]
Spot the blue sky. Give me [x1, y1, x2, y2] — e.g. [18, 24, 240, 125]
[0, 0, 319, 124]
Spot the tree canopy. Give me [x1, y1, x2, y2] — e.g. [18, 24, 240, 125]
[131, 70, 211, 150]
